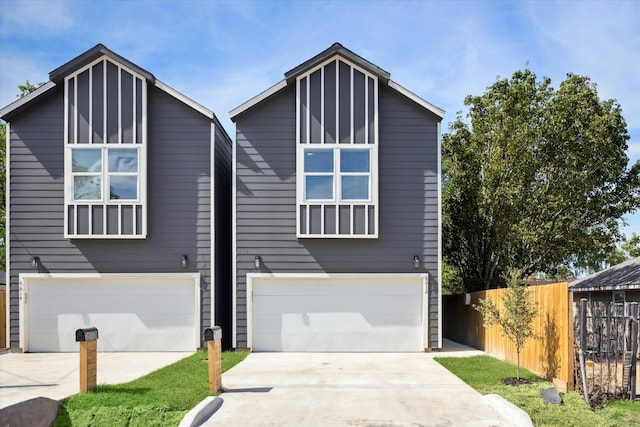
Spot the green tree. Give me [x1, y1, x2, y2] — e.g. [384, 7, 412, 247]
[441, 258, 464, 295]
[17, 80, 46, 98]
[443, 70, 640, 291]
[473, 271, 538, 379]
[621, 232, 640, 258]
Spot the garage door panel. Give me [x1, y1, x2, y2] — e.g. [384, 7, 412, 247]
[253, 295, 421, 315]
[25, 276, 198, 352]
[252, 277, 424, 352]
[29, 294, 195, 316]
[254, 280, 420, 296]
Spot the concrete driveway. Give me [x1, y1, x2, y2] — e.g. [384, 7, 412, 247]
[0, 351, 192, 409]
[201, 341, 526, 427]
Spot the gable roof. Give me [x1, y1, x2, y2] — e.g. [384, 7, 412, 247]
[284, 43, 391, 84]
[569, 257, 640, 292]
[230, 42, 444, 121]
[49, 43, 155, 84]
[1, 44, 228, 136]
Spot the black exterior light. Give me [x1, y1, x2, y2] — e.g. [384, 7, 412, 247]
[181, 255, 188, 269]
[31, 256, 40, 269]
[413, 255, 420, 269]
[254, 255, 261, 269]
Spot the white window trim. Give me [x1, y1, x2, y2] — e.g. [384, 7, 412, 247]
[301, 146, 373, 204]
[63, 55, 148, 239]
[295, 56, 379, 238]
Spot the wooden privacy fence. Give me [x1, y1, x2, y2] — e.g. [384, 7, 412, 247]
[443, 282, 574, 391]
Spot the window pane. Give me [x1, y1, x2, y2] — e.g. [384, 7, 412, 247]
[108, 149, 138, 172]
[109, 175, 138, 200]
[306, 176, 333, 200]
[74, 176, 101, 200]
[340, 149, 369, 172]
[72, 149, 101, 172]
[342, 176, 369, 200]
[304, 149, 333, 172]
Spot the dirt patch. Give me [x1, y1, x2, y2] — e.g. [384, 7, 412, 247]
[501, 377, 533, 386]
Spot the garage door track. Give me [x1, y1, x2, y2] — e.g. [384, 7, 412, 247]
[201, 343, 523, 426]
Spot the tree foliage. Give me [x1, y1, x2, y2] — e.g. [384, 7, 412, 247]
[16, 80, 46, 98]
[443, 69, 640, 291]
[473, 271, 538, 379]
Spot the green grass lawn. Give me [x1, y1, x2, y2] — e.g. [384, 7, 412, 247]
[434, 355, 640, 427]
[53, 350, 249, 427]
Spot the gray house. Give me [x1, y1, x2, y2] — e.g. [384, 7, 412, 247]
[0, 44, 232, 352]
[230, 43, 444, 351]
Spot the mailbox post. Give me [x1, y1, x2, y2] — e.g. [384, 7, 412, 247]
[75, 327, 99, 393]
[204, 326, 222, 393]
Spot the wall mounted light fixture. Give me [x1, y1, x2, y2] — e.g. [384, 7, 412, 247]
[413, 255, 420, 269]
[181, 255, 188, 269]
[31, 256, 40, 269]
[254, 256, 261, 269]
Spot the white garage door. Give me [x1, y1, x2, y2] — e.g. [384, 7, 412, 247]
[251, 275, 425, 352]
[22, 275, 199, 352]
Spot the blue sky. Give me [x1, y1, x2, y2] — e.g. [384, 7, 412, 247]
[1, 0, 639, 237]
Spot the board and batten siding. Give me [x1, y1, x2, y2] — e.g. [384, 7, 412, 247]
[235, 83, 440, 348]
[6, 85, 217, 348]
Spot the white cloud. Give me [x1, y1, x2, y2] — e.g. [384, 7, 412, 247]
[0, 0, 75, 34]
[526, 1, 640, 127]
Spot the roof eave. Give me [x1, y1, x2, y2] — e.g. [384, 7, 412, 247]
[155, 80, 231, 145]
[0, 81, 57, 120]
[229, 79, 287, 121]
[388, 80, 445, 119]
[571, 283, 640, 292]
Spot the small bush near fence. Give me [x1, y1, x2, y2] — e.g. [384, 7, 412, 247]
[443, 282, 573, 391]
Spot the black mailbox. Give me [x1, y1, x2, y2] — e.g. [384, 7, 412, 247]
[203, 326, 222, 342]
[75, 327, 99, 342]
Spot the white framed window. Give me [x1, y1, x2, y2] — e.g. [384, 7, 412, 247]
[296, 56, 378, 238]
[303, 147, 371, 203]
[304, 149, 334, 200]
[64, 55, 147, 238]
[340, 148, 370, 201]
[71, 147, 140, 202]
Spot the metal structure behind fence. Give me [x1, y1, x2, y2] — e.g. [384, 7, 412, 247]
[576, 299, 639, 404]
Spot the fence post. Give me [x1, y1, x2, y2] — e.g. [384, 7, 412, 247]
[204, 326, 223, 393]
[75, 327, 99, 393]
[578, 298, 590, 405]
[629, 302, 638, 400]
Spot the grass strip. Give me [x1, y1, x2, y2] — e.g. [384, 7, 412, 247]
[53, 350, 249, 427]
[434, 355, 640, 427]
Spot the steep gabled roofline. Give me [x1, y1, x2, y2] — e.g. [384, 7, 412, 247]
[1, 45, 230, 140]
[284, 42, 391, 84]
[155, 80, 231, 146]
[49, 43, 155, 84]
[388, 80, 445, 119]
[230, 42, 444, 121]
[0, 81, 57, 119]
[229, 79, 287, 121]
